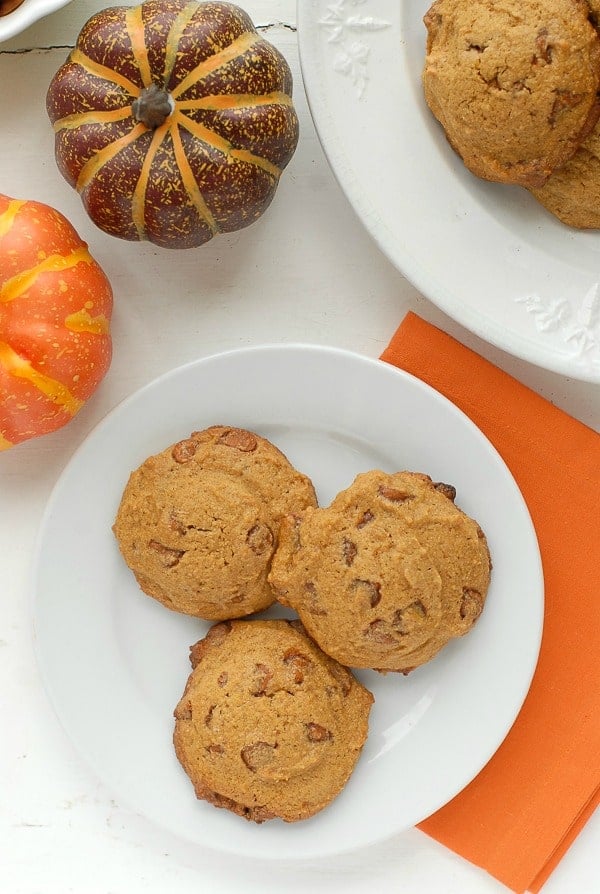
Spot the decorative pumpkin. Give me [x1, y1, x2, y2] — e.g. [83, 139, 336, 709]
[46, 0, 299, 249]
[0, 194, 113, 451]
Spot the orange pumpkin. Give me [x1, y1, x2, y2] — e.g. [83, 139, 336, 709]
[0, 194, 113, 450]
[46, 0, 299, 249]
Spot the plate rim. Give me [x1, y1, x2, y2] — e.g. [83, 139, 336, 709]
[30, 342, 545, 860]
[296, 0, 600, 384]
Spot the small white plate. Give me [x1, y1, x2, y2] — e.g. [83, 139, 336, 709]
[32, 345, 543, 860]
[298, 0, 600, 382]
[0, 0, 72, 42]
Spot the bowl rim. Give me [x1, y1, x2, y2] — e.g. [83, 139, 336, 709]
[0, 0, 73, 43]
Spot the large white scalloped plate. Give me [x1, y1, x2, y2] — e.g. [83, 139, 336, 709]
[298, 0, 600, 382]
[32, 345, 543, 860]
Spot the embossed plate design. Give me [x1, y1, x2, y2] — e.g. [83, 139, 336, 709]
[33, 346, 543, 860]
[298, 0, 600, 382]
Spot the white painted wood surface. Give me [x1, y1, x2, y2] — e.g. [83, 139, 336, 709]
[1, 2, 598, 892]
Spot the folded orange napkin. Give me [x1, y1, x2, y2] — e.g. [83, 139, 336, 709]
[380, 312, 600, 894]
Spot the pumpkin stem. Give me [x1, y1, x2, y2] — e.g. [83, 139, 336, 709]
[132, 84, 174, 129]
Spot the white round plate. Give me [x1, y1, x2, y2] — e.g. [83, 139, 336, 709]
[298, 0, 600, 382]
[32, 345, 543, 860]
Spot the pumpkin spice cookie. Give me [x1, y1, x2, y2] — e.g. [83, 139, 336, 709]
[113, 426, 317, 620]
[422, 0, 600, 188]
[268, 470, 491, 673]
[530, 0, 600, 228]
[173, 619, 374, 823]
[528, 120, 600, 228]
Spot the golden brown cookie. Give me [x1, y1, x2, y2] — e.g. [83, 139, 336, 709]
[528, 120, 600, 227]
[173, 619, 374, 823]
[589, 0, 600, 25]
[113, 426, 317, 620]
[268, 471, 491, 673]
[422, 0, 600, 187]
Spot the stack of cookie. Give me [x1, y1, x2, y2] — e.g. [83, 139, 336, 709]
[114, 426, 491, 824]
[422, 0, 600, 228]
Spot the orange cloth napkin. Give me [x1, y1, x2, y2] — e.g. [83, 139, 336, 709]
[380, 312, 600, 894]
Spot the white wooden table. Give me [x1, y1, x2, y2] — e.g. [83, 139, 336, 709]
[1, 1, 599, 892]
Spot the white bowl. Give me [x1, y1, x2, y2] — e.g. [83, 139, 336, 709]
[0, 0, 72, 42]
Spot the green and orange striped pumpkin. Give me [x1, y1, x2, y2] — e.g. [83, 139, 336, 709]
[46, 0, 299, 249]
[0, 194, 112, 451]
